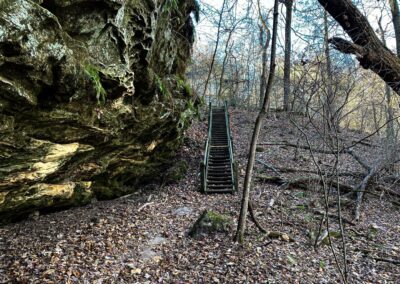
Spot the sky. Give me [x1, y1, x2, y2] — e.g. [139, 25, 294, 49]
[193, 0, 397, 56]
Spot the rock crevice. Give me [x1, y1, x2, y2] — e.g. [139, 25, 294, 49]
[0, 0, 199, 222]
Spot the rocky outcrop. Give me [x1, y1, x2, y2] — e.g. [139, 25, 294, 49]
[0, 0, 199, 222]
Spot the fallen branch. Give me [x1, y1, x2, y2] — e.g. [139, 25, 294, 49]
[355, 166, 380, 221]
[375, 185, 400, 198]
[372, 257, 400, 265]
[248, 200, 268, 233]
[248, 200, 295, 242]
[357, 248, 400, 265]
[258, 141, 338, 154]
[257, 143, 372, 173]
[256, 174, 354, 193]
[256, 159, 362, 177]
[345, 149, 371, 171]
[137, 202, 154, 212]
[256, 159, 281, 176]
[312, 209, 355, 226]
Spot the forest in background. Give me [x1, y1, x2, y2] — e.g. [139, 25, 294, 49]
[188, 0, 400, 134]
[187, 1, 400, 281]
[1, 0, 400, 282]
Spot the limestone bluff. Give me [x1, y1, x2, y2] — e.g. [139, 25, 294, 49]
[0, 0, 199, 222]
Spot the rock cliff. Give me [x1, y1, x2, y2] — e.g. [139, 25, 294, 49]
[0, 0, 199, 222]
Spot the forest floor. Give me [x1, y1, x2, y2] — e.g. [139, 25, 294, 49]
[1, 108, 400, 283]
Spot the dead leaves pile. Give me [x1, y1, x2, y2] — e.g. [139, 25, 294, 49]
[1, 109, 399, 283]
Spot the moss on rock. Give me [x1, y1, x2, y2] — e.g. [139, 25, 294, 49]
[188, 210, 233, 238]
[0, 0, 199, 222]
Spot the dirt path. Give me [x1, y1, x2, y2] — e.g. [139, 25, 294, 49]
[1, 109, 399, 283]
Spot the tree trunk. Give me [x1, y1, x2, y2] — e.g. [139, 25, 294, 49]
[257, 0, 271, 109]
[217, 30, 234, 101]
[378, 15, 397, 163]
[258, 25, 271, 108]
[235, 0, 279, 243]
[389, 0, 400, 56]
[323, 10, 337, 129]
[283, 0, 293, 111]
[317, 0, 400, 95]
[201, 0, 227, 103]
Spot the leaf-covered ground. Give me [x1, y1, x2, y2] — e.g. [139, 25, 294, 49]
[1, 109, 399, 283]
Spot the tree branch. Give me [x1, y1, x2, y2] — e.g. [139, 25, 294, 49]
[318, 0, 400, 95]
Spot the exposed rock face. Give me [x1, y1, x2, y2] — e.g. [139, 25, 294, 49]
[0, 0, 199, 222]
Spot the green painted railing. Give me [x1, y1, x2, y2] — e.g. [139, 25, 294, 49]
[224, 101, 237, 192]
[201, 102, 236, 193]
[201, 102, 212, 192]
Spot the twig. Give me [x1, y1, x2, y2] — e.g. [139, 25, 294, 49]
[137, 202, 154, 212]
[255, 159, 281, 176]
[372, 257, 400, 265]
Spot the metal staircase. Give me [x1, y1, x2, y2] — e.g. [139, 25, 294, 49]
[201, 102, 237, 193]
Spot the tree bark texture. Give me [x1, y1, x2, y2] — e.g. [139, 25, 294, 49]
[235, 0, 279, 243]
[377, 16, 396, 158]
[317, 0, 400, 95]
[283, 0, 293, 111]
[258, 25, 271, 108]
[323, 10, 337, 129]
[389, 0, 400, 56]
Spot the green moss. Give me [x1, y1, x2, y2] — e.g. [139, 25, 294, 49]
[177, 77, 192, 97]
[84, 64, 107, 104]
[177, 99, 198, 130]
[188, 210, 233, 238]
[155, 74, 170, 98]
[206, 211, 231, 229]
[162, 0, 179, 14]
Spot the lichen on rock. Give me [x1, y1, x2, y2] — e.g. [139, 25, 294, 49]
[0, 0, 200, 222]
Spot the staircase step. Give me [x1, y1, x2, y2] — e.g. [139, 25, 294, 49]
[203, 106, 235, 194]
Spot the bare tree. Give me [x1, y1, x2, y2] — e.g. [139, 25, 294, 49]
[235, 0, 279, 243]
[323, 10, 337, 129]
[389, 0, 400, 55]
[258, 23, 271, 107]
[281, 0, 293, 111]
[201, 0, 227, 102]
[317, 0, 400, 95]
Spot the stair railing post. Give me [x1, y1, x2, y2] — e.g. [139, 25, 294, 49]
[224, 101, 236, 192]
[202, 103, 212, 192]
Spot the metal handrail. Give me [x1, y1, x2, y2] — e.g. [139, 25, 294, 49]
[224, 101, 236, 191]
[202, 102, 212, 192]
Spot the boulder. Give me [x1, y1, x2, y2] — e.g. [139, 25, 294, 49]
[0, 0, 200, 222]
[188, 210, 233, 238]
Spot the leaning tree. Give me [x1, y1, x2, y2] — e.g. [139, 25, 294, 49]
[318, 0, 400, 95]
